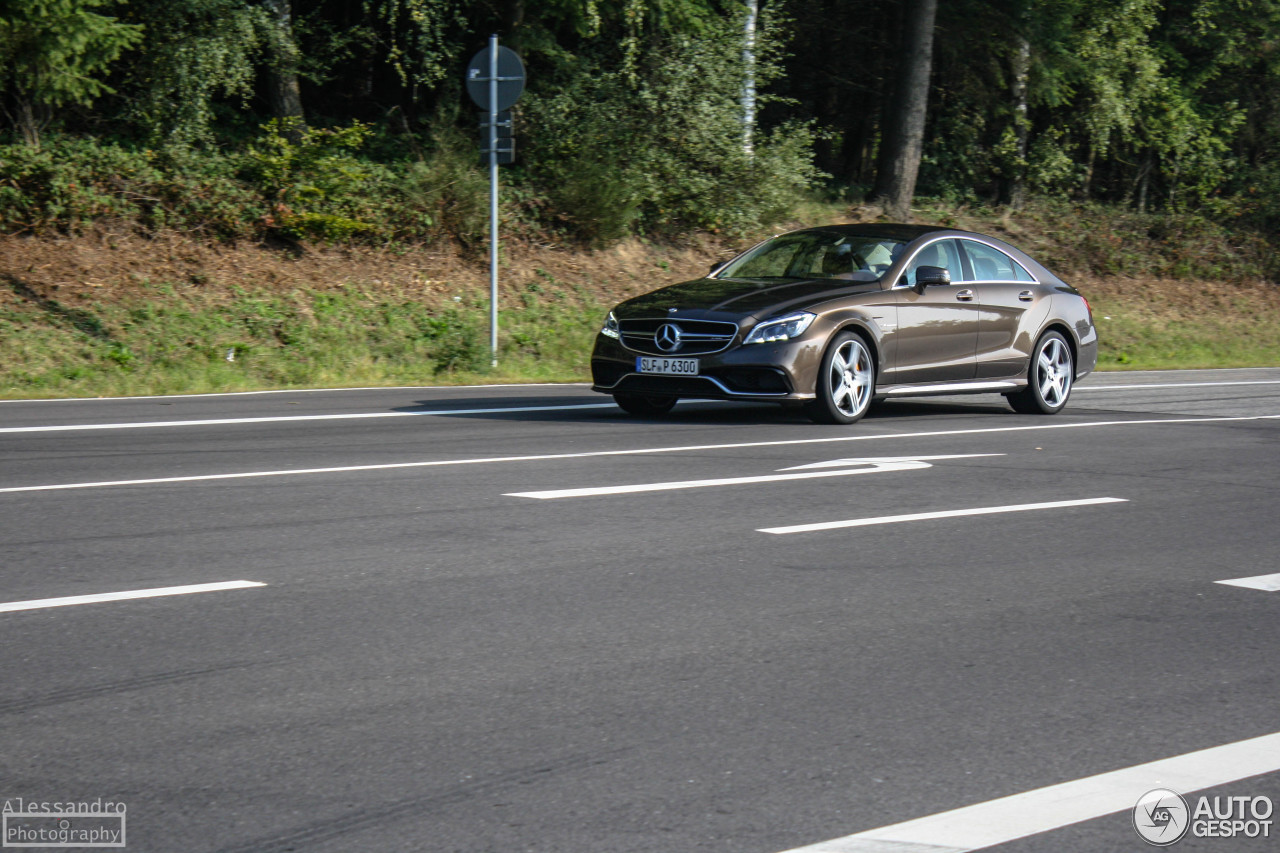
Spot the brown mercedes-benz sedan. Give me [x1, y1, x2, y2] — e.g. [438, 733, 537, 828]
[591, 224, 1097, 424]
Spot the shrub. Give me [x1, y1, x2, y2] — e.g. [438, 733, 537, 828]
[399, 127, 489, 246]
[0, 137, 154, 232]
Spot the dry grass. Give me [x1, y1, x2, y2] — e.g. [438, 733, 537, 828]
[0, 228, 731, 311]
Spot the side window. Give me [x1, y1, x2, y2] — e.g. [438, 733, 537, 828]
[904, 239, 963, 286]
[962, 240, 1034, 282]
[938, 239, 965, 282]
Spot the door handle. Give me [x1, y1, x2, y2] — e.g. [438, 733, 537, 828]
[956, 289, 975, 301]
[1018, 290, 1034, 302]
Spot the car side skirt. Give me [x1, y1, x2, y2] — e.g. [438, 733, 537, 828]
[878, 380, 1022, 397]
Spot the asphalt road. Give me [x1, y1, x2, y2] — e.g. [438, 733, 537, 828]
[2, 368, 1279, 852]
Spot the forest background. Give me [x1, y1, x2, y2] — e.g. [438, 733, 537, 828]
[1, 0, 1278, 397]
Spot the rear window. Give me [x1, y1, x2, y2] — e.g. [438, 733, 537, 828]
[962, 240, 1035, 282]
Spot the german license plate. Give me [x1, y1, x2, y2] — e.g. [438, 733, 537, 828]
[636, 356, 699, 375]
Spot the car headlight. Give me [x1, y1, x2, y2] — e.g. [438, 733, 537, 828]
[601, 311, 620, 339]
[743, 312, 815, 345]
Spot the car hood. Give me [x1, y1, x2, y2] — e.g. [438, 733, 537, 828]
[615, 276, 882, 319]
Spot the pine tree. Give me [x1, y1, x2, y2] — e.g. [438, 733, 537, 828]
[0, 0, 142, 146]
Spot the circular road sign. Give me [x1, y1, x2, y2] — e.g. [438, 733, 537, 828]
[466, 45, 526, 112]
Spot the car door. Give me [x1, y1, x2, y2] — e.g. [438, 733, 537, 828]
[885, 238, 979, 385]
[960, 239, 1051, 379]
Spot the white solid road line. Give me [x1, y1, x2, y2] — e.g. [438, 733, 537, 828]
[2, 415, 1277, 495]
[505, 455, 1000, 500]
[779, 730, 1280, 853]
[0, 382, 592, 404]
[0, 402, 618, 433]
[759, 497, 1127, 534]
[0, 580, 267, 613]
[1215, 573, 1280, 592]
[1075, 379, 1280, 391]
[4, 380, 1279, 432]
[0, 373, 1270, 406]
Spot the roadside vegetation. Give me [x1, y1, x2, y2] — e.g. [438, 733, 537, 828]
[0, 0, 1277, 398]
[3, 197, 1278, 399]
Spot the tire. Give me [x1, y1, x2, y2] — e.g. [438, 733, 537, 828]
[1008, 330, 1074, 414]
[806, 332, 876, 424]
[614, 393, 678, 416]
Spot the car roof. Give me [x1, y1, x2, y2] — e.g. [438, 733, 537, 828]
[757, 223, 1067, 287]
[790, 223, 955, 241]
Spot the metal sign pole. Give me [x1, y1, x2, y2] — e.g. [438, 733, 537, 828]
[487, 34, 499, 368]
[465, 37, 523, 369]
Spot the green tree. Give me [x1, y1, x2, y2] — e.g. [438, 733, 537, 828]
[366, 0, 466, 91]
[1044, 0, 1240, 210]
[522, 7, 819, 243]
[119, 0, 266, 146]
[0, 0, 142, 146]
[1156, 0, 1280, 224]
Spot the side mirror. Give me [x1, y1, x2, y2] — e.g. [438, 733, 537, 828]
[915, 265, 951, 287]
[709, 263, 722, 276]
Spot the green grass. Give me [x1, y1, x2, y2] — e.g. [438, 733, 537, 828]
[0, 284, 603, 398]
[1090, 297, 1280, 370]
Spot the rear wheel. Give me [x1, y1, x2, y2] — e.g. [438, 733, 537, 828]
[1008, 330, 1073, 414]
[614, 393, 678, 416]
[806, 332, 875, 425]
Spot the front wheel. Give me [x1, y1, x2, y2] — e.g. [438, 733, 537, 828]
[614, 393, 678, 417]
[1008, 330, 1074, 414]
[806, 332, 876, 425]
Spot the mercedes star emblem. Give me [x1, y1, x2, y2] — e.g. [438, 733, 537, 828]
[655, 323, 683, 353]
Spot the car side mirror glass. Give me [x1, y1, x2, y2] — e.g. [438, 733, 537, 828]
[916, 265, 951, 287]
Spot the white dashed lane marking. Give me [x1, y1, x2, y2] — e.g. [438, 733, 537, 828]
[0, 581, 267, 613]
[1215, 573, 1280, 592]
[759, 497, 1128, 534]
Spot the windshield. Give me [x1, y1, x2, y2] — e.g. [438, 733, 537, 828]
[717, 231, 906, 282]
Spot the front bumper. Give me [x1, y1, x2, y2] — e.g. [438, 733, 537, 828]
[590, 333, 822, 401]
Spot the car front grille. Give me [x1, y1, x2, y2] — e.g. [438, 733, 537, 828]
[619, 318, 739, 355]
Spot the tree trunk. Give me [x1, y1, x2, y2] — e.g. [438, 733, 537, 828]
[870, 0, 937, 221]
[495, 0, 525, 32]
[742, 0, 758, 157]
[14, 98, 42, 148]
[1006, 31, 1031, 210]
[262, 0, 305, 133]
[1136, 150, 1153, 213]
